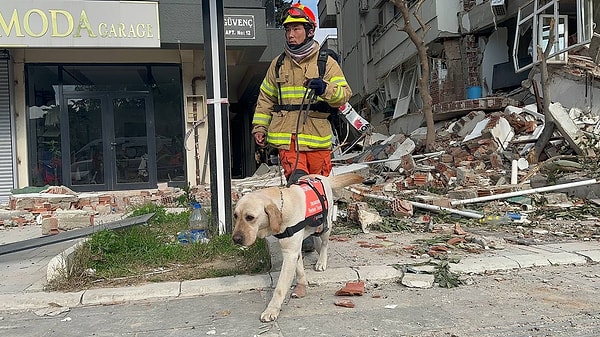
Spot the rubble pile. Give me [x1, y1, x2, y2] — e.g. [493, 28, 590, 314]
[0, 184, 194, 233]
[339, 103, 599, 195]
[326, 89, 600, 244]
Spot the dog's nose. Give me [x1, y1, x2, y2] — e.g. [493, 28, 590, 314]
[232, 233, 243, 245]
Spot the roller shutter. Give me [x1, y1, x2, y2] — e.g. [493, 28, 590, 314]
[0, 51, 15, 204]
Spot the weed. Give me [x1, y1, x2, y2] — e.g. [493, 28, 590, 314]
[45, 242, 94, 292]
[434, 260, 461, 288]
[176, 182, 197, 207]
[46, 204, 270, 292]
[369, 217, 411, 232]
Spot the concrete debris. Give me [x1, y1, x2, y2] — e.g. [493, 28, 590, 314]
[346, 202, 382, 233]
[548, 102, 597, 157]
[401, 273, 435, 288]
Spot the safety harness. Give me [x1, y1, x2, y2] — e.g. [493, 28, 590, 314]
[273, 177, 329, 239]
[273, 48, 331, 112]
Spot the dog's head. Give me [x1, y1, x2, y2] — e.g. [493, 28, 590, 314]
[232, 192, 282, 246]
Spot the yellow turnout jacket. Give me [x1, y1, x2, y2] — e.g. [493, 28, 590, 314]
[252, 42, 352, 151]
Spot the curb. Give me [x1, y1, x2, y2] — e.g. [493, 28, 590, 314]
[46, 239, 87, 283]
[1, 239, 598, 312]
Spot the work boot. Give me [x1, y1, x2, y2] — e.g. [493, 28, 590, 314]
[302, 236, 316, 253]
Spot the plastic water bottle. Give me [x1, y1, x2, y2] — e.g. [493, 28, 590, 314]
[189, 202, 209, 243]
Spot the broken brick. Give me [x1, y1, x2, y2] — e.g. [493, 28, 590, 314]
[391, 198, 413, 216]
[453, 223, 468, 235]
[334, 299, 355, 308]
[447, 237, 467, 246]
[335, 281, 364, 296]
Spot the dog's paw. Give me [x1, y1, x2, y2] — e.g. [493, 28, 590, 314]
[314, 259, 327, 271]
[260, 307, 280, 322]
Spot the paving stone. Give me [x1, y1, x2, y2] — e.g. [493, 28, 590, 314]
[451, 256, 520, 274]
[181, 274, 272, 296]
[511, 244, 565, 254]
[401, 273, 435, 288]
[0, 291, 83, 311]
[306, 267, 358, 285]
[575, 250, 600, 262]
[545, 252, 588, 266]
[544, 242, 600, 252]
[503, 254, 552, 268]
[352, 265, 402, 282]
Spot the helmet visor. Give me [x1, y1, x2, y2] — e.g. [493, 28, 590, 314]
[284, 7, 314, 26]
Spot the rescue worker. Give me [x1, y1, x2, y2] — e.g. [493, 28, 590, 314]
[251, 3, 352, 251]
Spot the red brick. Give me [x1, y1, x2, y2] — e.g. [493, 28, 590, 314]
[48, 217, 59, 230]
[413, 173, 428, 186]
[335, 281, 364, 296]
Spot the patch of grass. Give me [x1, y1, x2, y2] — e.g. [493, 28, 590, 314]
[46, 203, 270, 292]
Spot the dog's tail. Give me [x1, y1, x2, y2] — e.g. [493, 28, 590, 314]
[328, 173, 363, 190]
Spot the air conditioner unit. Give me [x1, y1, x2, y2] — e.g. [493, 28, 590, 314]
[359, 0, 369, 14]
[491, 0, 506, 16]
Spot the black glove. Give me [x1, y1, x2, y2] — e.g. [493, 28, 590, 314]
[305, 78, 327, 96]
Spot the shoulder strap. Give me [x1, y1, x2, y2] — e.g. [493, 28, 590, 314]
[275, 52, 286, 79]
[274, 52, 286, 105]
[317, 49, 328, 79]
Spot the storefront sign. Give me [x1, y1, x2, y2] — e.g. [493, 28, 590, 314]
[0, 1, 160, 48]
[224, 15, 255, 39]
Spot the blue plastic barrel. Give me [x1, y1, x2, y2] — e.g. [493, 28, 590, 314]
[466, 86, 482, 99]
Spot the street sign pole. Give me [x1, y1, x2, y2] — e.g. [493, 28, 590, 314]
[202, 0, 232, 234]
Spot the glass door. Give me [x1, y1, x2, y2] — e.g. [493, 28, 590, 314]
[112, 95, 156, 188]
[65, 93, 156, 191]
[67, 96, 105, 188]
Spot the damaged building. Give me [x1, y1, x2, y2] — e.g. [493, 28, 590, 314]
[320, 0, 598, 135]
[309, 0, 600, 224]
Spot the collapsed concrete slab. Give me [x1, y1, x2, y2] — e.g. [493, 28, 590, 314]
[548, 102, 596, 157]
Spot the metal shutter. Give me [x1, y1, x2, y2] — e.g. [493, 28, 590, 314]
[0, 51, 15, 204]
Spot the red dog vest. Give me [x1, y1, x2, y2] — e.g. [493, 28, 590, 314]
[273, 177, 329, 239]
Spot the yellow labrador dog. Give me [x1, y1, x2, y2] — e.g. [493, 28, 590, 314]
[232, 173, 362, 322]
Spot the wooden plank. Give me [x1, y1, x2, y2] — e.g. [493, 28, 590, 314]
[0, 213, 154, 256]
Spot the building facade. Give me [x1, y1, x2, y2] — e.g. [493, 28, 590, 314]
[321, 0, 597, 136]
[0, 0, 283, 202]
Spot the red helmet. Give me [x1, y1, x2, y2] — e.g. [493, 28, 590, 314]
[283, 3, 317, 28]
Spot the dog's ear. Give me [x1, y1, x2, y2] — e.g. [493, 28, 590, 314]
[264, 203, 282, 234]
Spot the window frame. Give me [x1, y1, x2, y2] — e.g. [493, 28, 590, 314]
[513, 0, 594, 72]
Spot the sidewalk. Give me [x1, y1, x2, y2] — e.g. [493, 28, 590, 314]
[1, 225, 599, 312]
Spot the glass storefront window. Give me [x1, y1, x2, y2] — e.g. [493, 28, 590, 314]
[26, 64, 185, 189]
[26, 66, 62, 186]
[150, 66, 186, 183]
[62, 65, 149, 92]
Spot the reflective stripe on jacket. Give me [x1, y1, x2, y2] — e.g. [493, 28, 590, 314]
[252, 42, 352, 151]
